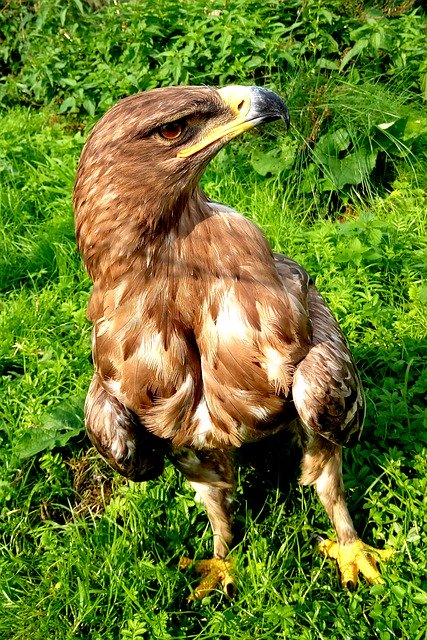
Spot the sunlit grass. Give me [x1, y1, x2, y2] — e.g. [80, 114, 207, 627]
[1, 0, 427, 630]
[0, 99, 426, 639]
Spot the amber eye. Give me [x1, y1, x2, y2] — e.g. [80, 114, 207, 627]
[159, 121, 184, 140]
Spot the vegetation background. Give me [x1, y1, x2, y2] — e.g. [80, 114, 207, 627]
[0, 0, 426, 638]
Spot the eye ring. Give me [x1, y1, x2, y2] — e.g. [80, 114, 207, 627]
[159, 121, 184, 140]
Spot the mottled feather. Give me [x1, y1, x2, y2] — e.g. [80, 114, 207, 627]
[73, 86, 386, 595]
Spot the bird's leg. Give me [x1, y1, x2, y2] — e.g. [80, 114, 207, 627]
[300, 434, 392, 588]
[171, 448, 236, 599]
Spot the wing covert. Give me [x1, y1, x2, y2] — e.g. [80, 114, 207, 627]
[274, 252, 365, 446]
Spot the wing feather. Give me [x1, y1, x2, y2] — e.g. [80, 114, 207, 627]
[274, 253, 365, 446]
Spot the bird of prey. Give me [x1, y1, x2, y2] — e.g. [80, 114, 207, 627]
[73, 85, 392, 599]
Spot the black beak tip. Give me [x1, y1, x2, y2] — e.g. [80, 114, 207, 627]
[251, 86, 290, 131]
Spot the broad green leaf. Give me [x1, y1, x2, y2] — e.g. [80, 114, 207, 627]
[251, 143, 296, 177]
[83, 99, 95, 117]
[15, 397, 85, 460]
[59, 96, 76, 113]
[61, 77, 77, 88]
[318, 176, 336, 192]
[391, 584, 406, 602]
[406, 527, 421, 543]
[373, 118, 408, 152]
[403, 116, 427, 141]
[318, 57, 339, 71]
[246, 56, 264, 69]
[251, 148, 281, 176]
[319, 8, 334, 24]
[413, 591, 427, 605]
[370, 30, 385, 51]
[335, 237, 366, 264]
[367, 227, 383, 246]
[280, 140, 298, 170]
[315, 128, 351, 165]
[280, 50, 296, 67]
[324, 149, 378, 188]
[339, 38, 369, 72]
[73, 0, 84, 15]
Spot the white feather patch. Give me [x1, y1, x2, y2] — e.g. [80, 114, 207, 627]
[191, 398, 215, 448]
[215, 292, 251, 342]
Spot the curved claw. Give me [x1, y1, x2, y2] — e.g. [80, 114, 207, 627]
[179, 556, 236, 600]
[319, 538, 394, 588]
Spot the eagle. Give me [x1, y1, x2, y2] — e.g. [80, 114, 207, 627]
[73, 85, 392, 599]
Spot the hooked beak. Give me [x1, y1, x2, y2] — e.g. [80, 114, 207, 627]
[177, 85, 290, 158]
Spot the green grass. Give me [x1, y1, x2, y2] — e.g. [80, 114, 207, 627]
[1, 1, 427, 638]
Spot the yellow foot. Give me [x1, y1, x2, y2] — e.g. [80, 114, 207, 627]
[179, 556, 236, 600]
[319, 538, 394, 588]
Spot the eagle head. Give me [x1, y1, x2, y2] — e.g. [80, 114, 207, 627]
[74, 85, 288, 276]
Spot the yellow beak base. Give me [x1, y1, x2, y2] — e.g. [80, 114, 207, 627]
[177, 86, 283, 159]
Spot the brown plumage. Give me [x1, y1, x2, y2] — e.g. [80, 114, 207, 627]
[74, 85, 391, 598]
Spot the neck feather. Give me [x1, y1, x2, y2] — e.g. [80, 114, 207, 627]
[74, 186, 212, 283]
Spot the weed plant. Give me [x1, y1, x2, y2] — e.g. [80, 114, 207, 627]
[0, 1, 426, 638]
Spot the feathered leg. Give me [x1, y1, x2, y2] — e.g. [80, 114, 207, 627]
[171, 448, 236, 599]
[85, 374, 166, 482]
[300, 433, 393, 587]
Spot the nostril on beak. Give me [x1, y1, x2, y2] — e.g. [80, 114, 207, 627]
[235, 97, 251, 118]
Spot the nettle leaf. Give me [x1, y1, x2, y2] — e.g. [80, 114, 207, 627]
[15, 396, 85, 461]
[335, 235, 383, 265]
[83, 98, 95, 117]
[251, 148, 281, 176]
[59, 96, 77, 113]
[250, 141, 296, 177]
[317, 176, 336, 192]
[335, 237, 365, 264]
[245, 55, 264, 69]
[279, 139, 298, 171]
[315, 7, 334, 24]
[367, 227, 383, 246]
